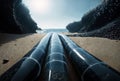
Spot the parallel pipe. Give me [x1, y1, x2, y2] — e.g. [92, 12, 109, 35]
[59, 34, 120, 81]
[44, 33, 69, 81]
[10, 33, 52, 81]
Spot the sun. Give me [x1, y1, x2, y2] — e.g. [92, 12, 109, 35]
[23, 0, 51, 14]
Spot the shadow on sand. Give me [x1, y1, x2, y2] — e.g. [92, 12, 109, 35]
[0, 33, 33, 45]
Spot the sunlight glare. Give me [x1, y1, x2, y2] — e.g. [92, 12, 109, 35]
[23, 0, 51, 14]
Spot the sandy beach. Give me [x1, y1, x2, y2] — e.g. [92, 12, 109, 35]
[0, 33, 120, 76]
[0, 33, 45, 75]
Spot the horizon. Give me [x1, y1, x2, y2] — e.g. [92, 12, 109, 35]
[39, 27, 68, 30]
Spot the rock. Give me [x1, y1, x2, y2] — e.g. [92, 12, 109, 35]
[0, 0, 40, 34]
[66, 0, 120, 33]
[68, 18, 120, 40]
[3, 59, 9, 64]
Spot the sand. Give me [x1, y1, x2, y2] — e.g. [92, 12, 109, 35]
[70, 37, 120, 72]
[0, 33, 120, 76]
[0, 33, 45, 75]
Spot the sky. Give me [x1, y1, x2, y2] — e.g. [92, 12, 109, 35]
[22, 0, 102, 29]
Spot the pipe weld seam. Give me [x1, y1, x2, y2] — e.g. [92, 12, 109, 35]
[30, 49, 45, 58]
[22, 57, 41, 77]
[81, 62, 105, 81]
[45, 60, 67, 67]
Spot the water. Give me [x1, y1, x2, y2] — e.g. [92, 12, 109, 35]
[36, 29, 68, 33]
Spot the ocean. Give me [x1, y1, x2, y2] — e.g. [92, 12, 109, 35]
[36, 29, 68, 33]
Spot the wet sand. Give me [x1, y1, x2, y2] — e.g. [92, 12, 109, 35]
[0, 33, 120, 76]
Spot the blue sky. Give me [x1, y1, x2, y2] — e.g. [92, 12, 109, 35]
[22, 0, 102, 29]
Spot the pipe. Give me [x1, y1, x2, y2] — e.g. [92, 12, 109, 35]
[0, 40, 40, 81]
[59, 34, 120, 81]
[8, 33, 52, 81]
[44, 33, 69, 81]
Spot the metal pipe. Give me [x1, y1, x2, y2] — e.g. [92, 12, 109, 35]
[8, 33, 52, 81]
[59, 34, 120, 81]
[44, 33, 69, 81]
